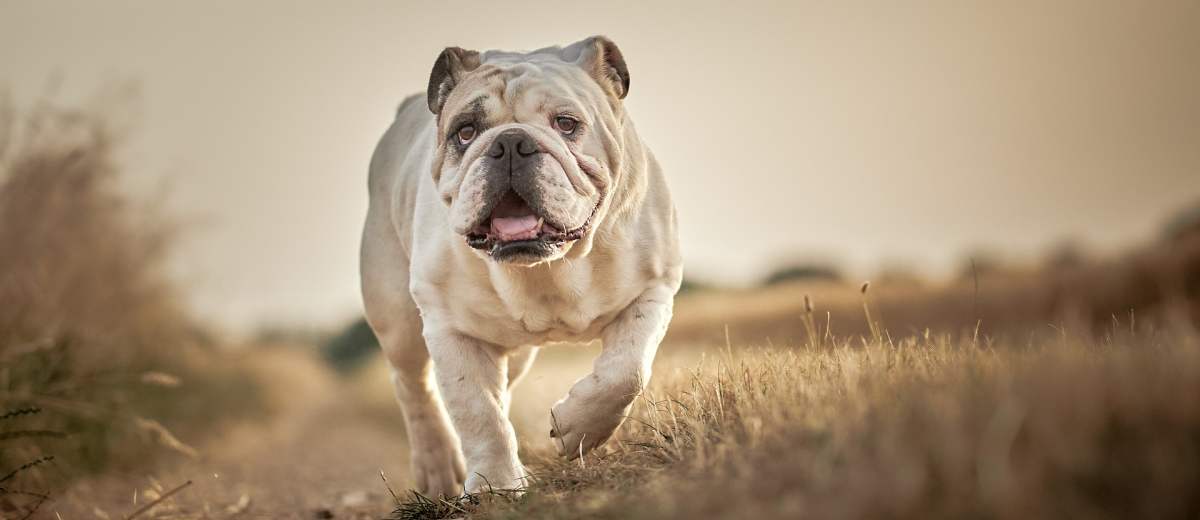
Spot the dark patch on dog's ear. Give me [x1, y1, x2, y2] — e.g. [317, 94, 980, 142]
[570, 36, 630, 100]
[427, 46, 481, 114]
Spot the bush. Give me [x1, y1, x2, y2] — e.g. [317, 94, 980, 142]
[322, 318, 380, 373]
[761, 263, 842, 286]
[0, 93, 258, 515]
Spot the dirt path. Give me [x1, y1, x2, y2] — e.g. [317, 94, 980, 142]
[50, 349, 413, 519]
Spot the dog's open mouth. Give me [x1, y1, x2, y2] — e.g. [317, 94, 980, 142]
[465, 190, 600, 258]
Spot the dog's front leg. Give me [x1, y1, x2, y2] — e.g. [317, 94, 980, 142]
[550, 285, 675, 458]
[425, 329, 526, 492]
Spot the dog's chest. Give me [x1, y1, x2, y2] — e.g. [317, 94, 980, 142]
[508, 289, 609, 338]
[453, 263, 633, 347]
[508, 279, 621, 342]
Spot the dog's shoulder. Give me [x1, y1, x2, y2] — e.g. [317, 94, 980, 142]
[368, 94, 436, 198]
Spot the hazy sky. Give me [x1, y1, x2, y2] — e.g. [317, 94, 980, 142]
[3, 1, 1198, 333]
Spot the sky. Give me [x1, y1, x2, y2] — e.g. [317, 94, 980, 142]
[2, 1, 1198, 334]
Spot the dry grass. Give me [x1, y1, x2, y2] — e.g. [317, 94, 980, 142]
[392, 310, 1200, 519]
[0, 93, 261, 517]
[0, 94, 185, 352]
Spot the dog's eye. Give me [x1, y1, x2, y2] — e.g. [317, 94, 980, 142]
[553, 116, 578, 135]
[456, 125, 477, 144]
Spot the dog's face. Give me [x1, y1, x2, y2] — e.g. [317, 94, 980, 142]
[426, 37, 631, 266]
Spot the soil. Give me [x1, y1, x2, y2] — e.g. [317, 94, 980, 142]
[49, 349, 412, 520]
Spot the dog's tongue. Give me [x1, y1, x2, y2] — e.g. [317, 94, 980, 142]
[491, 215, 540, 241]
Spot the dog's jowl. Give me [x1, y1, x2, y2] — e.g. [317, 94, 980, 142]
[360, 36, 682, 495]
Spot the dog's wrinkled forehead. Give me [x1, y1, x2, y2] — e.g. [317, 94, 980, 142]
[438, 63, 597, 136]
[427, 36, 630, 124]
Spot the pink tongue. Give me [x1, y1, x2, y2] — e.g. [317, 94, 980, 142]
[491, 215, 540, 241]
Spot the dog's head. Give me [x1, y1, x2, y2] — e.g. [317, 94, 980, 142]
[426, 36, 631, 266]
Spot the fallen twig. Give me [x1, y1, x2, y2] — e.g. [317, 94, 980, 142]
[124, 479, 192, 519]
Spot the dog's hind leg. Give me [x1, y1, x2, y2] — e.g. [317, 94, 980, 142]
[378, 317, 467, 497]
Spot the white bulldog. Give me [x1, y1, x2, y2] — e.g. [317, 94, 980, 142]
[360, 36, 682, 496]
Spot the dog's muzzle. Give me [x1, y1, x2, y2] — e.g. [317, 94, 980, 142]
[462, 128, 602, 261]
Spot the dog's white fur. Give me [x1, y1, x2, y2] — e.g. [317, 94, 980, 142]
[360, 36, 681, 495]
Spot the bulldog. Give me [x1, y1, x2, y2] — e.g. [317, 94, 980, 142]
[360, 36, 682, 496]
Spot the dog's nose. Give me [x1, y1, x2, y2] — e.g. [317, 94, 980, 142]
[487, 129, 540, 161]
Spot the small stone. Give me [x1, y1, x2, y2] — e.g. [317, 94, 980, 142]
[340, 490, 369, 507]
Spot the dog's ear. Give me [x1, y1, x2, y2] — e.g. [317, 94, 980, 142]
[427, 46, 481, 115]
[566, 36, 630, 100]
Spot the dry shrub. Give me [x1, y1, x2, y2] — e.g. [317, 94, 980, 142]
[0, 94, 190, 346]
[0, 93, 258, 515]
[437, 322, 1200, 520]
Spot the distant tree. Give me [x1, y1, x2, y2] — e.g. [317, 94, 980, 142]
[321, 318, 379, 373]
[1164, 200, 1200, 241]
[762, 263, 842, 286]
[1045, 240, 1088, 270]
[958, 250, 1006, 281]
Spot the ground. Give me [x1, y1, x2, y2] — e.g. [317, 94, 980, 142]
[51, 348, 408, 519]
[46, 343, 654, 519]
[43, 320, 1200, 519]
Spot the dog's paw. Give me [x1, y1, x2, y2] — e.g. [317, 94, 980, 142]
[463, 462, 529, 493]
[408, 425, 467, 497]
[549, 393, 628, 459]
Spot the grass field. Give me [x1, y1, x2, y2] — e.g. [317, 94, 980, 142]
[387, 298, 1200, 520]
